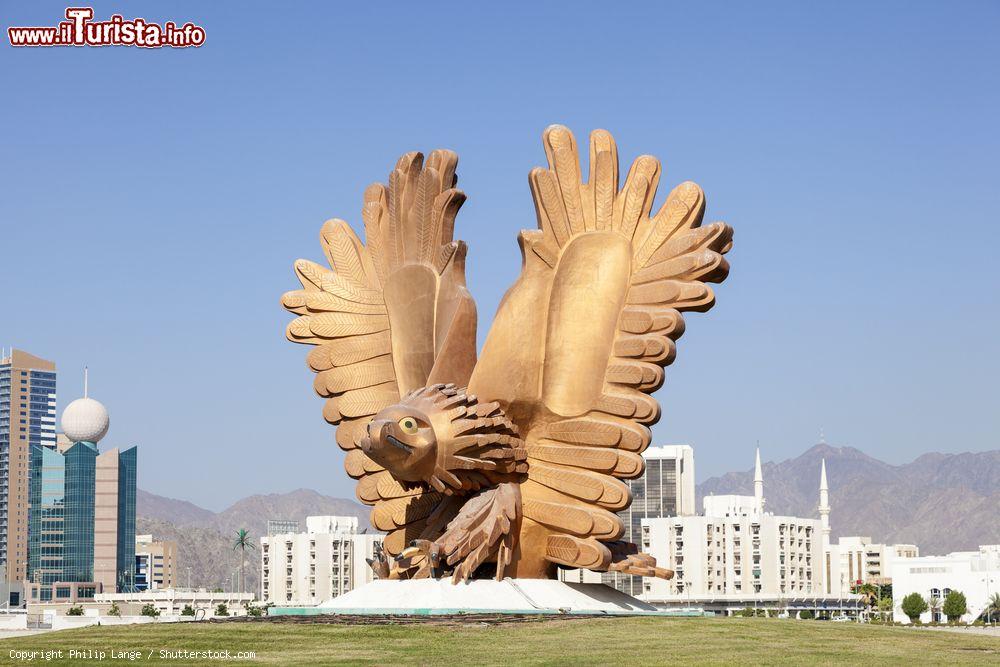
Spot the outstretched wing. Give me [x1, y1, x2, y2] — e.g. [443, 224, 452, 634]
[281, 150, 477, 556]
[469, 126, 732, 574]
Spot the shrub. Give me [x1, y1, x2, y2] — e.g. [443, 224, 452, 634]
[943, 590, 968, 622]
[901, 592, 928, 623]
[140, 603, 160, 618]
[108, 601, 121, 617]
[736, 607, 765, 618]
[67, 606, 84, 616]
[181, 605, 195, 617]
[799, 610, 815, 620]
[215, 603, 229, 617]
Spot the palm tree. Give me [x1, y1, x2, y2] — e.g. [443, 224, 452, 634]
[233, 529, 255, 594]
[927, 596, 942, 623]
[985, 592, 1000, 624]
[855, 583, 878, 609]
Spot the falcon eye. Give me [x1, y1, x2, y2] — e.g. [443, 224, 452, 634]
[398, 417, 419, 435]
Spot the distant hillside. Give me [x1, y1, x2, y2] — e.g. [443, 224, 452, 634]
[697, 444, 1000, 555]
[137, 489, 214, 525]
[136, 488, 370, 592]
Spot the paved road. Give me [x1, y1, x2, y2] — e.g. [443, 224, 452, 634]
[913, 625, 1000, 638]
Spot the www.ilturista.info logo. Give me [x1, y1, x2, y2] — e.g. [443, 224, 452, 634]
[8, 7, 205, 48]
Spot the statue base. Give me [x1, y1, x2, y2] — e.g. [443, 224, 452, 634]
[271, 578, 676, 616]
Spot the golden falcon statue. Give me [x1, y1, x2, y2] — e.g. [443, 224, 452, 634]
[281, 126, 733, 583]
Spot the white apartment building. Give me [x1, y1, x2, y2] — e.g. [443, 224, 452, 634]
[891, 545, 1000, 623]
[260, 516, 382, 607]
[823, 536, 918, 595]
[639, 449, 859, 616]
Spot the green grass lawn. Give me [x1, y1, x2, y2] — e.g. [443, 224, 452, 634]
[2, 617, 997, 666]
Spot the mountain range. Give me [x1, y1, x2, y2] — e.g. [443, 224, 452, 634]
[137, 445, 998, 591]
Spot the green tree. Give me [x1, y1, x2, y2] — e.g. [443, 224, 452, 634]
[181, 605, 195, 617]
[107, 601, 121, 617]
[233, 528, 256, 594]
[140, 603, 160, 618]
[799, 610, 815, 620]
[66, 606, 84, 616]
[215, 603, 229, 617]
[943, 591, 968, 622]
[901, 592, 928, 623]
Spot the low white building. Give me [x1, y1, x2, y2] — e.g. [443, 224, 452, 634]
[890, 545, 1000, 623]
[823, 536, 918, 595]
[260, 515, 382, 607]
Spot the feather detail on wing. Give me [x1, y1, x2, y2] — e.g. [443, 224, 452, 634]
[470, 125, 731, 574]
[281, 150, 478, 555]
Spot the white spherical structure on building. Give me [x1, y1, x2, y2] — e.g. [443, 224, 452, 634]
[61, 397, 109, 443]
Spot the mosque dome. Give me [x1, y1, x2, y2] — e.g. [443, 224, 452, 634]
[61, 397, 109, 443]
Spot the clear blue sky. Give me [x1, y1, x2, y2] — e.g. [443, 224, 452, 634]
[2, 1, 997, 510]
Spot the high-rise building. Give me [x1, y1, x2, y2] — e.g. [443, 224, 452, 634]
[260, 516, 382, 606]
[0, 349, 57, 599]
[600, 445, 695, 596]
[135, 534, 177, 591]
[24, 375, 137, 602]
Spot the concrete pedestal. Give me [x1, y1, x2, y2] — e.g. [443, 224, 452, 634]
[274, 578, 673, 616]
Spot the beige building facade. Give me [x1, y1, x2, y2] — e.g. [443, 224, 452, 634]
[135, 534, 177, 590]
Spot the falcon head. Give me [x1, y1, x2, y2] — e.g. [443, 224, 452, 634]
[359, 383, 526, 494]
[362, 403, 439, 483]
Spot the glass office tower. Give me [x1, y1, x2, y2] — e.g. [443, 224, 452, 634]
[115, 448, 137, 591]
[26, 441, 137, 595]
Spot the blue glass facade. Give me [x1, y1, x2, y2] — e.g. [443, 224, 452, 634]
[26, 442, 137, 593]
[116, 447, 137, 590]
[62, 442, 97, 582]
[27, 445, 67, 584]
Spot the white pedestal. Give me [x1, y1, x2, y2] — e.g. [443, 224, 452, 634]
[315, 578, 660, 615]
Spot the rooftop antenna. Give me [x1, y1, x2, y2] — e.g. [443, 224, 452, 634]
[819, 427, 826, 445]
[84, 366, 89, 398]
